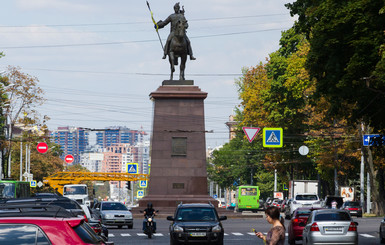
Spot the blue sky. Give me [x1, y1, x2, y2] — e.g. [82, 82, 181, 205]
[0, 0, 296, 147]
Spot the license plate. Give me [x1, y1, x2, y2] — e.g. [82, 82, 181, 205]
[350, 211, 357, 213]
[325, 227, 342, 232]
[246, 206, 252, 208]
[190, 232, 206, 237]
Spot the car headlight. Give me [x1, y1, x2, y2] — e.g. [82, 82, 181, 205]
[173, 225, 184, 233]
[103, 214, 114, 219]
[212, 225, 222, 232]
[126, 214, 132, 219]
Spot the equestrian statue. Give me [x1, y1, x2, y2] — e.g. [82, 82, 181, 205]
[155, 2, 196, 80]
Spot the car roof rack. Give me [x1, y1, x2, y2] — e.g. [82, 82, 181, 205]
[0, 204, 75, 218]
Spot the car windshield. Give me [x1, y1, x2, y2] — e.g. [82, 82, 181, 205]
[176, 207, 217, 221]
[346, 202, 360, 207]
[64, 186, 87, 195]
[296, 195, 318, 201]
[101, 202, 128, 211]
[314, 212, 351, 221]
[296, 210, 312, 217]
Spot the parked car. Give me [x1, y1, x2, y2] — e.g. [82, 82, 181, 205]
[92, 201, 133, 229]
[287, 207, 323, 245]
[285, 198, 293, 219]
[302, 209, 358, 245]
[380, 216, 385, 244]
[341, 201, 362, 218]
[167, 203, 227, 244]
[271, 199, 284, 210]
[80, 204, 109, 241]
[323, 195, 344, 209]
[289, 193, 322, 217]
[0, 196, 87, 219]
[0, 204, 112, 245]
[264, 197, 274, 210]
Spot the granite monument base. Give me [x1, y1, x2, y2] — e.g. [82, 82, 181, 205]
[139, 81, 217, 208]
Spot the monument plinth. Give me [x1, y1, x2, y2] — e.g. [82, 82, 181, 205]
[139, 81, 217, 207]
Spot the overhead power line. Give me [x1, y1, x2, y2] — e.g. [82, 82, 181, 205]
[0, 13, 288, 28]
[0, 27, 290, 49]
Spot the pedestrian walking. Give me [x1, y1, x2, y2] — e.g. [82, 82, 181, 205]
[255, 206, 285, 245]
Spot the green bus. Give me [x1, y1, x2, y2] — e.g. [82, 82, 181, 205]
[0, 180, 31, 199]
[236, 185, 260, 212]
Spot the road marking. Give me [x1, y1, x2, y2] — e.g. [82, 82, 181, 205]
[153, 233, 164, 236]
[108, 234, 115, 237]
[137, 233, 147, 236]
[360, 234, 375, 238]
[247, 232, 255, 235]
[232, 232, 243, 236]
[121, 234, 131, 237]
[224, 233, 229, 236]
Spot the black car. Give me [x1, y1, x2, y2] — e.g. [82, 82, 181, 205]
[167, 203, 227, 245]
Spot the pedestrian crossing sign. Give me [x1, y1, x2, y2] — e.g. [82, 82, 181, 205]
[139, 180, 147, 188]
[263, 128, 283, 148]
[127, 163, 138, 174]
[30, 180, 37, 188]
[137, 190, 144, 198]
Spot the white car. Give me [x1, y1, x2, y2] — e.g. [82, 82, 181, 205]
[290, 193, 321, 216]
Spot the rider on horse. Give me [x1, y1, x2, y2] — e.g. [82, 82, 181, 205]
[156, 2, 196, 60]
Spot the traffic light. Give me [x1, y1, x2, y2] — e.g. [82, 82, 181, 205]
[126, 181, 131, 190]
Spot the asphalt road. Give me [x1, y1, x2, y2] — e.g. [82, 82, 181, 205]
[106, 213, 383, 245]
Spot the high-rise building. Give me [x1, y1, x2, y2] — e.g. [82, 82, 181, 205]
[50, 127, 89, 164]
[95, 126, 146, 148]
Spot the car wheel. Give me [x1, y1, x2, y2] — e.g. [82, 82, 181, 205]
[128, 224, 133, 229]
[170, 238, 179, 245]
[216, 238, 224, 245]
[381, 227, 385, 244]
[288, 239, 296, 245]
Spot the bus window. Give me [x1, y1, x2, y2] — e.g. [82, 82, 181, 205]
[0, 183, 15, 198]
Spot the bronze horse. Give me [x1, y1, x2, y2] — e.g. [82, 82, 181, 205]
[168, 20, 188, 80]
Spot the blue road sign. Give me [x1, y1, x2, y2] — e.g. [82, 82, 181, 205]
[30, 181, 37, 188]
[140, 180, 147, 188]
[263, 128, 283, 148]
[126, 163, 138, 174]
[213, 194, 218, 199]
[137, 190, 144, 198]
[363, 134, 383, 146]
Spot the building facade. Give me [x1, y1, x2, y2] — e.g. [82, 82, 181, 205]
[50, 127, 89, 164]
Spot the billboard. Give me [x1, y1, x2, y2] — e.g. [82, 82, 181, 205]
[340, 187, 354, 202]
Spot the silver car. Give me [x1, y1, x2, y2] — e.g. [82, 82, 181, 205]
[302, 209, 358, 245]
[93, 201, 133, 229]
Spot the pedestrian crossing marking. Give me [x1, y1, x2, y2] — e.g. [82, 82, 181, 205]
[267, 132, 279, 142]
[360, 234, 375, 238]
[109, 232, 376, 238]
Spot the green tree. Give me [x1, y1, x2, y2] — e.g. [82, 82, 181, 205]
[286, 0, 385, 215]
[1, 66, 45, 178]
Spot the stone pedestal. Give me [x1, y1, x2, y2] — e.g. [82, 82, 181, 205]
[139, 81, 217, 208]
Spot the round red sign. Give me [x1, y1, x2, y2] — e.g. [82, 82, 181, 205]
[64, 154, 74, 164]
[36, 142, 48, 154]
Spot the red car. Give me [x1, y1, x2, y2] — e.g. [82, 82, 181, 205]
[0, 217, 108, 245]
[0, 204, 112, 245]
[288, 207, 322, 245]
